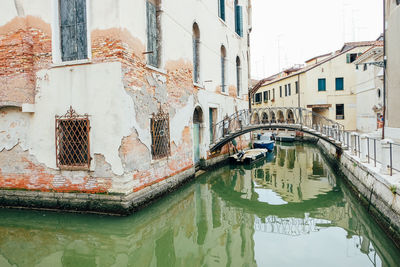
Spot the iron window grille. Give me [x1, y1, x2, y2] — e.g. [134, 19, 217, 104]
[56, 106, 91, 170]
[151, 108, 171, 159]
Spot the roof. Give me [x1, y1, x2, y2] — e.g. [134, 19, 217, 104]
[253, 40, 378, 93]
[340, 40, 382, 52]
[305, 52, 331, 63]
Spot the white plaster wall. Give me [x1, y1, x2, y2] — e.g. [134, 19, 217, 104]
[354, 55, 383, 133]
[32, 62, 135, 175]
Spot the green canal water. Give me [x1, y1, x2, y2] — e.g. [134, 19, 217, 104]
[0, 143, 400, 267]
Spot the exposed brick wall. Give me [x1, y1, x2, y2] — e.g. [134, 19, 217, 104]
[0, 16, 51, 105]
[0, 18, 244, 195]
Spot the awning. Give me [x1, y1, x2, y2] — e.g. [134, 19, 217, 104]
[307, 104, 332, 108]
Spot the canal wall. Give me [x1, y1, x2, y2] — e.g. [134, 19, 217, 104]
[0, 151, 234, 215]
[317, 139, 400, 247]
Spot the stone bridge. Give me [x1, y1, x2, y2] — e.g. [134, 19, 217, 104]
[210, 107, 348, 152]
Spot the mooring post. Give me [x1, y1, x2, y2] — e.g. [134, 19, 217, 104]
[350, 132, 359, 156]
[380, 139, 393, 175]
[360, 134, 368, 163]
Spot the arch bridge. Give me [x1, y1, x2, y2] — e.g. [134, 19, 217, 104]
[210, 107, 348, 152]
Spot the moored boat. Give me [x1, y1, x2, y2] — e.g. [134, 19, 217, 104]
[253, 133, 275, 151]
[229, 148, 268, 164]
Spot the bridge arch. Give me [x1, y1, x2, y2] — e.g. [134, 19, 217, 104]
[261, 112, 269, 124]
[277, 110, 284, 123]
[287, 109, 295, 123]
[251, 112, 260, 124]
[209, 107, 346, 153]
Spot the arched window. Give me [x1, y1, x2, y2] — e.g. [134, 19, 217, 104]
[193, 23, 200, 84]
[221, 45, 226, 93]
[236, 56, 241, 97]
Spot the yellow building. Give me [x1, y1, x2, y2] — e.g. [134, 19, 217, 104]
[252, 41, 381, 131]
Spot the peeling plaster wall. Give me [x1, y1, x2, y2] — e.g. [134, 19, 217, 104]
[0, 0, 251, 196]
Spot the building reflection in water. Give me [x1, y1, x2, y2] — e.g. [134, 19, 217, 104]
[0, 143, 399, 267]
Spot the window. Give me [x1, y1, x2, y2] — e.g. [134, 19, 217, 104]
[318, 78, 326, 91]
[218, 0, 225, 21]
[56, 106, 90, 169]
[221, 46, 227, 92]
[335, 78, 344, 91]
[346, 53, 358, 63]
[295, 81, 298, 94]
[268, 90, 271, 100]
[193, 23, 200, 83]
[397, 0, 400, 5]
[236, 56, 241, 96]
[363, 64, 368, 71]
[280, 86, 282, 97]
[151, 108, 171, 159]
[272, 88, 275, 99]
[255, 93, 262, 103]
[336, 104, 344, 120]
[234, 0, 243, 37]
[146, 0, 160, 67]
[288, 84, 291, 96]
[263, 91, 268, 102]
[60, 0, 88, 61]
[284, 85, 287, 96]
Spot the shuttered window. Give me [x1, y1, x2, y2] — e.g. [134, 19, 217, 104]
[336, 77, 344, 91]
[318, 78, 326, 91]
[60, 0, 88, 62]
[219, 0, 225, 21]
[235, 1, 243, 37]
[146, 1, 159, 67]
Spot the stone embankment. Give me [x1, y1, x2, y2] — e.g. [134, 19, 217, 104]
[317, 138, 400, 248]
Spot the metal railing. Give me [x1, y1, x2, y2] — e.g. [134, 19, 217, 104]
[210, 107, 399, 176]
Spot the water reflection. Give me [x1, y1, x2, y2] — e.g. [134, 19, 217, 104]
[0, 143, 399, 267]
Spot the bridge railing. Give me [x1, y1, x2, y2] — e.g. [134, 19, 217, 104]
[211, 107, 345, 145]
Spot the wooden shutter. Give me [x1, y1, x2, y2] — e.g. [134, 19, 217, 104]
[221, 56, 225, 92]
[147, 1, 159, 67]
[193, 37, 199, 83]
[346, 54, 351, 63]
[237, 6, 243, 37]
[75, 0, 87, 60]
[219, 0, 225, 21]
[60, 0, 87, 61]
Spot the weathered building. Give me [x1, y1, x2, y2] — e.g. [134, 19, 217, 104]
[0, 0, 252, 213]
[252, 41, 380, 131]
[385, 0, 400, 140]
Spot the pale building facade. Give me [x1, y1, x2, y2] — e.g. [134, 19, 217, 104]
[253, 42, 378, 131]
[0, 0, 251, 210]
[385, 0, 400, 140]
[353, 45, 384, 134]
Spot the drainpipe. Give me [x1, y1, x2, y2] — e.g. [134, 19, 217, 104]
[382, 0, 386, 140]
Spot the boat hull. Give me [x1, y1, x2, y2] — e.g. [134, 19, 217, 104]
[253, 141, 275, 151]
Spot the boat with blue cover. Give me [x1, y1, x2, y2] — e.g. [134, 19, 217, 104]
[253, 133, 275, 151]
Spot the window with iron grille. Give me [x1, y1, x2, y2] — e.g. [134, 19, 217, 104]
[151, 108, 171, 159]
[56, 106, 90, 170]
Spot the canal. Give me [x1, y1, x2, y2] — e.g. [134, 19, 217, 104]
[0, 143, 399, 267]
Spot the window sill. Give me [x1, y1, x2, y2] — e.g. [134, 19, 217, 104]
[221, 91, 229, 96]
[194, 82, 204, 89]
[146, 64, 167, 75]
[218, 17, 227, 27]
[51, 59, 92, 68]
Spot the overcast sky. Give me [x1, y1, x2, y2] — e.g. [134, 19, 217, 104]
[250, 0, 383, 79]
